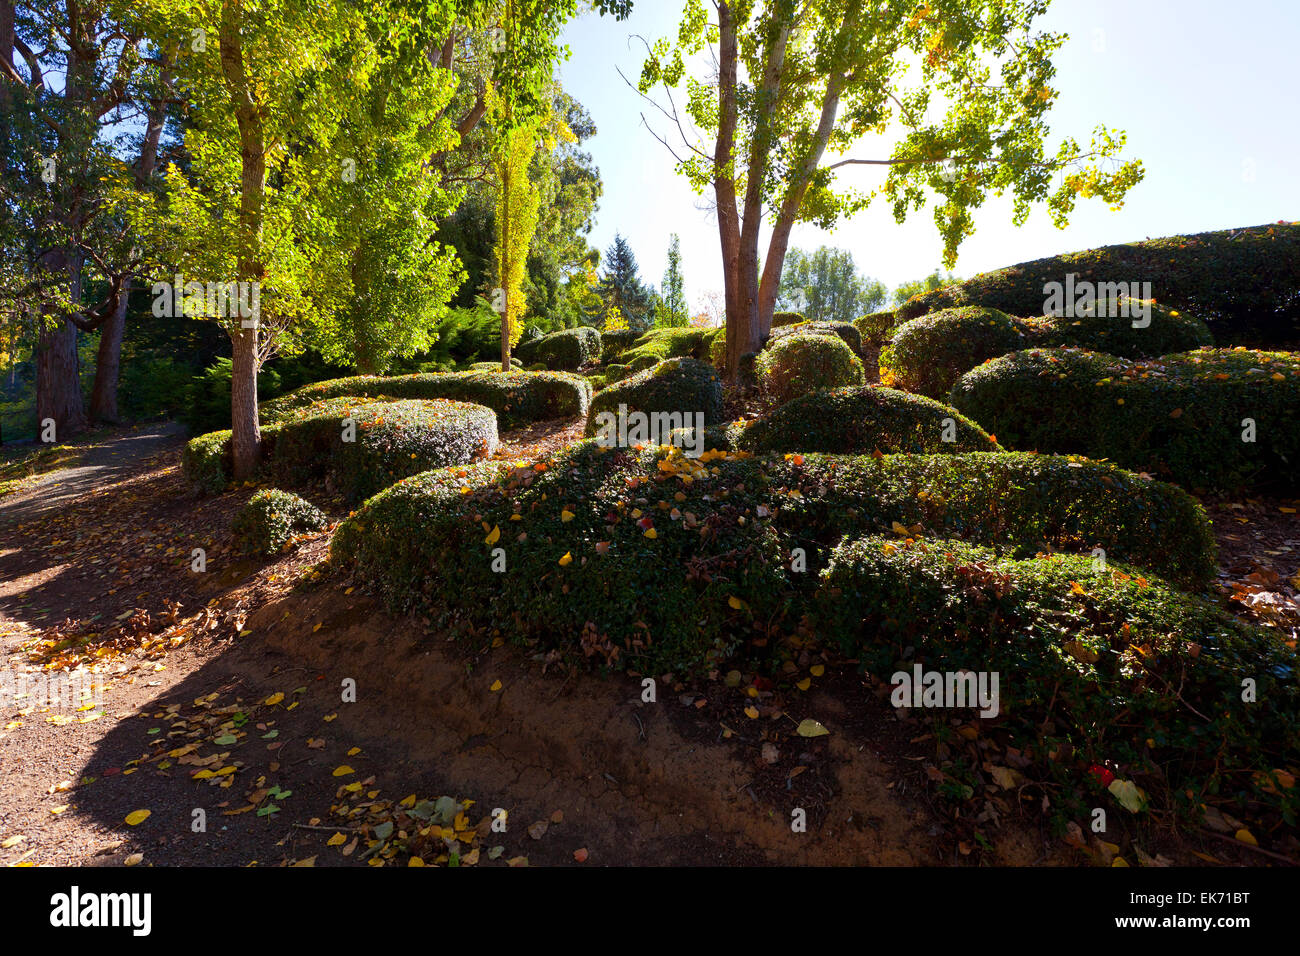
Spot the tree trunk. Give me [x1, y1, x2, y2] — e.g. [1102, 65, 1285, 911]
[88, 284, 127, 422]
[500, 157, 511, 372]
[35, 318, 85, 439]
[229, 327, 260, 477]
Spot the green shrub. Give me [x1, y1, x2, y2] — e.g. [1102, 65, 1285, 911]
[332, 443, 1216, 676]
[755, 332, 866, 403]
[514, 326, 601, 370]
[771, 311, 805, 328]
[600, 329, 641, 362]
[583, 358, 725, 439]
[951, 347, 1300, 491]
[880, 307, 1029, 399]
[182, 429, 234, 495]
[767, 320, 863, 356]
[817, 536, 1298, 822]
[1031, 299, 1212, 356]
[232, 488, 328, 555]
[739, 386, 999, 456]
[621, 327, 711, 370]
[260, 370, 591, 430]
[605, 363, 632, 383]
[268, 398, 497, 502]
[853, 310, 899, 346]
[895, 222, 1300, 346]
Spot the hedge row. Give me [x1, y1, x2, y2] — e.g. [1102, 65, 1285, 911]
[767, 320, 863, 356]
[600, 329, 642, 362]
[880, 304, 1212, 399]
[853, 310, 899, 346]
[260, 369, 591, 430]
[755, 332, 865, 402]
[584, 358, 725, 440]
[819, 536, 1299, 820]
[951, 347, 1300, 491]
[184, 397, 497, 501]
[738, 386, 999, 456]
[621, 328, 712, 371]
[514, 326, 601, 371]
[332, 443, 1217, 672]
[896, 222, 1300, 346]
[232, 489, 328, 555]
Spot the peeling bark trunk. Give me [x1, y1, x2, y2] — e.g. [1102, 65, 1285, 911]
[88, 286, 126, 422]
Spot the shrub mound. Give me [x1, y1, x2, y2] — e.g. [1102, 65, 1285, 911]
[260, 369, 591, 430]
[767, 320, 863, 356]
[739, 386, 999, 456]
[232, 489, 328, 555]
[755, 332, 866, 403]
[621, 328, 711, 372]
[854, 310, 899, 346]
[332, 443, 1216, 674]
[895, 222, 1300, 346]
[818, 536, 1298, 820]
[513, 326, 601, 370]
[951, 347, 1300, 490]
[1031, 299, 1212, 356]
[184, 398, 497, 500]
[600, 329, 641, 362]
[880, 307, 1030, 398]
[771, 311, 806, 328]
[583, 358, 725, 439]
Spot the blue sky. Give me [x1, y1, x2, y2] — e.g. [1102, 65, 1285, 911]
[558, 0, 1300, 311]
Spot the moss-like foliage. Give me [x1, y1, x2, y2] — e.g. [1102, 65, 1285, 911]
[600, 329, 642, 362]
[818, 536, 1298, 822]
[894, 222, 1300, 346]
[583, 358, 725, 439]
[767, 320, 863, 356]
[620, 327, 712, 371]
[260, 369, 591, 430]
[770, 311, 805, 329]
[880, 306, 1030, 399]
[513, 326, 601, 371]
[232, 488, 328, 555]
[853, 310, 899, 346]
[332, 443, 1216, 676]
[183, 429, 234, 496]
[951, 347, 1300, 491]
[755, 332, 866, 403]
[738, 385, 1000, 456]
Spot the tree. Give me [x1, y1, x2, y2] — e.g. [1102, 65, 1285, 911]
[658, 233, 688, 326]
[638, 0, 1144, 380]
[777, 246, 885, 322]
[893, 269, 958, 306]
[597, 233, 652, 330]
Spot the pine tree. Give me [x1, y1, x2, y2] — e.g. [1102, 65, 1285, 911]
[597, 233, 651, 330]
[658, 234, 687, 326]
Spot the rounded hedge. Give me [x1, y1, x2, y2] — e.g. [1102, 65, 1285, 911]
[513, 326, 601, 371]
[260, 369, 591, 430]
[895, 222, 1300, 346]
[755, 332, 866, 403]
[620, 327, 711, 370]
[880, 306, 1029, 399]
[183, 429, 234, 496]
[332, 443, 1217, 673]
[600, 329, 642, 362]
[771, 311, 806, 329]
[767, 320, 863, 356]
[853, 310, 899, 346]
[818, 536, 1298, 822]
[583, 357, 725, 440]
[738, 386, 1000, 456]
[951, 347, 1300, 491]
[232, 488, 328, 555]
[1030, 298, 1212, 356]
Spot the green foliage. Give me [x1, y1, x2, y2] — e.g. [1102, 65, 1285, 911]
[770, 312, 806, 329]
[778, 247, 887, 323]
[600, 329, 642, 362]
[853, 310, 899, 347]
[659, 234, 689, 327]
[896, 223, 1300, 346]
[755, 332, 865, 403]
[513, 326, 601, 371]
[880, 307, 1030, 398]
[332, 442, 1217, 677]
[597, 233, 654, 331]
[951, 347, 1300, 491]
[620, 327, 711, 370]
[817, 536, 1298, 823]
[261, 369, 592, 431]
[584, 358, 725, 437]
[232, 489, 328, 556]
[182, 429, 234, 496]
[767, 320, 863, 356]
[738, 386, 999, 456]
[893, 270, 958, 307]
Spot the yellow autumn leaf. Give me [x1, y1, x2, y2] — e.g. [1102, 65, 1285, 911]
[333, 765, 355, 777]
[744, 706, 759, 719]
[408, 856, 425, 867]
[1235, 828, 1258, 846]
[558, 552, 573, 566]
[125, 809, 151, 826]
[561, 509, 575, 522]
[263, 692, 284, 706]
[644, 527, 657, 539]
[1108, 779, 1146, 813]
[727, 595, 748, 610]
[490, 680, 502, 692]
[485, 525, 501, 545]
[810, 664, 825, 677]
[327, 832, 347, 846]
[796, 678, 811, 691]
[796, 718, 829, 738]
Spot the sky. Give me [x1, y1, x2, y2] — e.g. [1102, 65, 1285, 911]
[557, 0, 1300, 311]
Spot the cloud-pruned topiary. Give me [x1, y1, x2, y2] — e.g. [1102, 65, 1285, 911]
[232, 488, 328, 555]
[755, 332, 865, 403]
[767, 320, 863, 356]
[513, 326, 601, 370]
[583, 358, 725, 440]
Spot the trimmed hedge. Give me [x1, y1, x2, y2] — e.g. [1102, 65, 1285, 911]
[1031, 298, 1212, 357]
[951, 347, 1300, 491]
[895, 222, 1300, 346]
[467, 359, 522, 372]
[583, 358, 725, 440]
[600, 329, 641, 362]
[738, 386, 1000, 456]
[768, 320, 863, 356]
[771, 311, 806, 329]
[183, 398, 497, 501]
[513, 326, 601, 370]
[232, 488, 328, 555]
[818, 536, 1299, 820]
[332, 443, 1217, 674]
[880, 307, 1030, 398]
[854, 310, 899, 346]
[755, 332, 866, 403]
[621, 327, 711, 372]
[260, 370, 591, 430]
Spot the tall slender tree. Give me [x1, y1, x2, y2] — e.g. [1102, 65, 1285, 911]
[658, 233, 687, 326]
